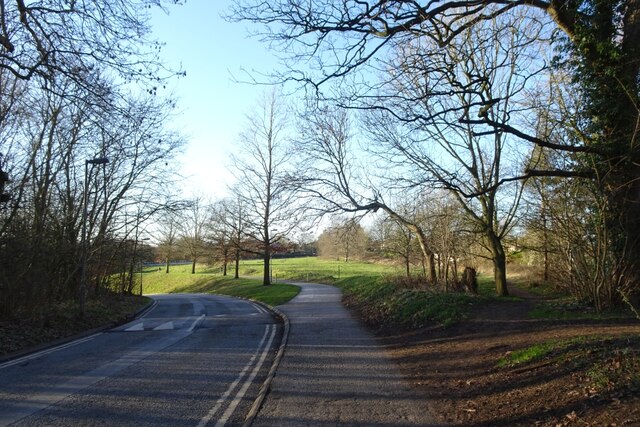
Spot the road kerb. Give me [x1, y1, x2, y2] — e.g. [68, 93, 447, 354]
[241, 301, 290, 427]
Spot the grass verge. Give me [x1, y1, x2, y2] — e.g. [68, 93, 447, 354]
[142, 266, 300, 306]
[245, 257, 498, 328]
[336, 275, 488, 328]
[529, 299, 634, 320]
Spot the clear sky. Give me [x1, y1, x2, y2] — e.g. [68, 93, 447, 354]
[150, 1, 280, 198]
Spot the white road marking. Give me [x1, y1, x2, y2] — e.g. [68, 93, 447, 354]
[252, 304, 267, 314]
[197, 325, 273, 427]
[0, 333, 101, 371]
[187, 314, 206, 332]
[0, 330, 190, 425]
[124, 322, 144, 332]
[153, 321, 174, 331]
[215, 325, 276, 427]
[289, 344, 382, 349]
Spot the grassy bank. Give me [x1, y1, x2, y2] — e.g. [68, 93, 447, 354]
[0, 293, 149, 357]
[241, 257, 491, 327]
[141, 264, 300, 306]
[335, 274, 492, 328]
[238, 256, 399, 283]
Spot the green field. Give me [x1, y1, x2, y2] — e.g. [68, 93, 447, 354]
[140, 257, 492, 327]
[140, 263, 300, 306]
[140, 257, 403, 308]
[238, 256, 402, 282]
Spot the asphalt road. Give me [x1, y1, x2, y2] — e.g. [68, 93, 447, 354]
[0, 294, 281, 427]
[253, 282, 437, 427]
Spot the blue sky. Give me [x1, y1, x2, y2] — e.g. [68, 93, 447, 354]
[151, 1, 280, 198]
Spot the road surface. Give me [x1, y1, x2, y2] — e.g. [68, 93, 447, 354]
[0, 294, 280, 427]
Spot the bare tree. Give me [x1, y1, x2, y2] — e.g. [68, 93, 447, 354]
[0, 1, 187, 319]
[0, 1, 182, 90]
[230, 0, 640, 303]
[209, 199, 250, 279]
[0, 68, 185, 317]
[157, 210, 180, 274]
[361, 19, 534, 296]
[317, 216, 368, 262]
[294, 103, 439, 283]
[218, 196, 251, 279]
[231, 89, 301, 286]
[178, 197, 208, 275]
[371, 211, 418, 277]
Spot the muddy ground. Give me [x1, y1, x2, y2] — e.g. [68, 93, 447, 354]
[373, 289, 640, 426]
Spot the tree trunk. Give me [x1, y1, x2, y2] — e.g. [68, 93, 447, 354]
[444, 257, 450, 291]
[487, 230, 508, 296]
[428, 253, 437, 285]
[462, 267, 478, 294]
[263, 254, 271, 286]
[452, 256, 459, 283]
[165, 257, 170, 274]
[494, 253, 508, 297]
[610, 173, 640, 305]
[234, 250, 240, 279]
[263, 237, 271, 286]
[405, 255, 410, 278]
[191, 259, 196, 275]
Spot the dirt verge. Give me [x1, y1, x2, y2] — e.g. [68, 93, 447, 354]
[361, 289, 640, 426]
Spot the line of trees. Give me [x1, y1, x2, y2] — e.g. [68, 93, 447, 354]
[3, 0, 638, 320]
[0, 1, 186, 319]
[224, 0, 640, 311]
[152, 195, 315, 280]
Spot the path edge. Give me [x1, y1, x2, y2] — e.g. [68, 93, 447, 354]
[242, 300, 290, 427]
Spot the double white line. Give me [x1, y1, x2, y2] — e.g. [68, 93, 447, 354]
[198, 323, 277, 427]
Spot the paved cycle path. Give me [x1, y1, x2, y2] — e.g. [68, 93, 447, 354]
[254, 282, 438, 426]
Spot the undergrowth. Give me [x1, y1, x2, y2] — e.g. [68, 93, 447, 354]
[498, 336, 640, 396]
[336, 275, 488, 328]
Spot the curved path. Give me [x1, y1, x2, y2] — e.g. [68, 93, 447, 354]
[0, 294, 281, 427]
[254, 282, 437, 426]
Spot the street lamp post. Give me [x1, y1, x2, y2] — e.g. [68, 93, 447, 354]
[80, 157, 109, 315]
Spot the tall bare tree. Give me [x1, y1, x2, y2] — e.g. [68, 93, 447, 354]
[294, 103, 439, 283]
[230, 89, 300, 285]
[178, 197, 208, 275]
[231, 0, 640, 303]
[157, 210, 180, 274]
[362, 18, 533, 295]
